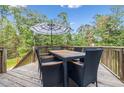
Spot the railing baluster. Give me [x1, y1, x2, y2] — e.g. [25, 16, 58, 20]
[115, 50, 118, 75]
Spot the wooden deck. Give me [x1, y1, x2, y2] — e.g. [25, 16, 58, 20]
[0, 63, 124, 87]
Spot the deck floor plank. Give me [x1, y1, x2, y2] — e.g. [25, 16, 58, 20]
[7, 71, 42, 87]
[0, 83, 5, 87]
[11, 69, 40, 80]
[0, 74, 23, 87]
[0, 62, 123, 87]
[0, 72, 40, 87]
[97, 65, 124, 87]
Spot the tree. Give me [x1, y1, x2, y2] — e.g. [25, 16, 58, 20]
[76, 24, 95, 46]
[57, 12, 72, 45]
[0, 5, 49, 58]
[94, 6, 124, 46]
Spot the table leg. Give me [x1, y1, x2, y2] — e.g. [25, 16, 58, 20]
[63, 59, 68, 87]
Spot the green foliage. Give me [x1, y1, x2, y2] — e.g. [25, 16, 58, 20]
[93, 6, 124, 46]
[75, 6, 124, 46]
[7, 58, 17, 69]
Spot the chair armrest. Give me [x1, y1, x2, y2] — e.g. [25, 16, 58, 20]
[42, 61, 63, 66]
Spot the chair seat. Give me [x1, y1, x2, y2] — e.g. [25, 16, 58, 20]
[42, 61, 63, 66]
[73, 58, 84, 63]
[71, 61, 84, 66]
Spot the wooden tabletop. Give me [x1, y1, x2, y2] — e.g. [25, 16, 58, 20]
[49, 50, 85, 58]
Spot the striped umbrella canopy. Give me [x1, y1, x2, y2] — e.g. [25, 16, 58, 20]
[30, 22, 72, 46]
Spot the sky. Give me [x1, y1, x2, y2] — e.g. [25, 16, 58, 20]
[27, 5, 112, 32]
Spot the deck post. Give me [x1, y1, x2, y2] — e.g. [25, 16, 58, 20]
[32, 46, 36, 63]
[0, 48, 7, 73]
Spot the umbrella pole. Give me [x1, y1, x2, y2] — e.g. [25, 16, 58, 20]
[51, 28, 53, 46]
[50, 21, 53, 46]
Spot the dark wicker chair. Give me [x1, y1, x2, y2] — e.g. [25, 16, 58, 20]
[51, 46, 64, 50]
[73, 47, 83, 52]
[73, 47, 83, 62]
[35, 47, 64, 87]
[38, 48, 55, 62]
[68, 48, 103, 87]
[83, 47, 101, 52]
[80, 47, 102, 62]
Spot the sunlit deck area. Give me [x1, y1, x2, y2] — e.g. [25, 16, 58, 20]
[0, 62, 123, 87]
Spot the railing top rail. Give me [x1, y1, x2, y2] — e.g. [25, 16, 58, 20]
[66, 46, 124, 49]
[34, 46, 124, 49]
[34, 45, 66, 48]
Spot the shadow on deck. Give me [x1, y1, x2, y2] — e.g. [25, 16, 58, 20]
[0, 63, 124, 87]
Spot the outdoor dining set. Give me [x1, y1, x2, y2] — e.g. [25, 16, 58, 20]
[35, 46, 103, 87]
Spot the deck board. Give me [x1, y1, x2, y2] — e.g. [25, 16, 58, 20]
[0, 73, 39, 87]
[0, 62, 123, 87]
[7, 71, 42, 86]
[0, 74, 23, 87]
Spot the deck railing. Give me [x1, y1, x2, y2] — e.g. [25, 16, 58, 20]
[12, 46, 124, 82]
[13, 49, 36, 69]
[13, 46, 73, 68]
[100, 47, 124, 81]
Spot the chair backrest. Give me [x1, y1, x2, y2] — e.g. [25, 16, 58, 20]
[35, 47, 44, 70]
[35, 47, 41, 62]
[74, 47, 83, 52]
[35, 47, 48, 61]
[83, 47, 101, 52]
[50, 46, 64, 50]
[83, 48, 103, 86]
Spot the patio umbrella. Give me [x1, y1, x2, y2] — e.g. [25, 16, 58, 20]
[30, 21, 72, 46]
